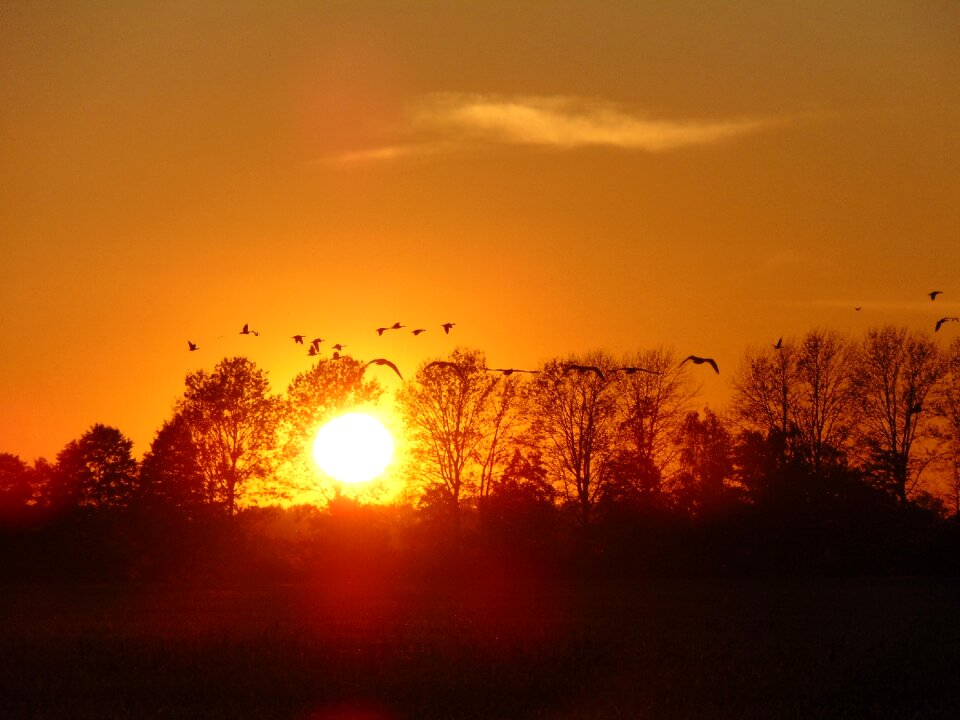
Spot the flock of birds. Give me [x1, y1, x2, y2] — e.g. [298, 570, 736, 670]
[184, 319, 715, 382]
[183, 290, 956, 384]
[922, 290, 959, 333]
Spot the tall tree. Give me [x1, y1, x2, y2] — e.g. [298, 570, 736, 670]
[731, 340, 798, 454]
[792, 329, 858, 474]
[854, 326, 947, 505]
[277, 357, 383, 502]
[176, 357, 281, 515]
[675, 409, 735, 517]
[398, 348, 520, 527]
[529, 352, 619, 527]
[613, 347, 698, 494]
[54, 424, 139, 511]
[139, 413, 207, 516]
[732, 330, 858, 474]
[0, 453, 35, 524]
[940, 337, 960, 514]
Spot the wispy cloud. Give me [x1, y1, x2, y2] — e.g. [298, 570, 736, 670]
[329, 93, 772, 163]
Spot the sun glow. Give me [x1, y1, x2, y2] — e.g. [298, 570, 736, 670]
[312, 412, 395, 484]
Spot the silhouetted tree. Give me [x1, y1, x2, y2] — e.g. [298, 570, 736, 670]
[0, 453, 35, 525]
[277, 357, 383, 502]
[854, 326, 947, 506]
[792, 329, 858, 475]
[732, 339, 797, 452]
[613, 347, 698, 495]
[398, 348, 521, 530]
[675, 409, 736, 517]
[139, 413, 207, 517]
[732, 330, 858, 476]
[483, 449, 557, 552]
[941, 337, 960, 515]
[176, 357, 281, 515]
[53, 424, 139, 512]
[529, 352, 619, 527]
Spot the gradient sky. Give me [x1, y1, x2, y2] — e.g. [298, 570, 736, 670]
[2, 1, 959, 462]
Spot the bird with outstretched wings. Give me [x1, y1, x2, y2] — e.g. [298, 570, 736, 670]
[613, 366, 661, 375]
[562, 364, 607, 382]
[364, 358, 403, 380]
[935, 317, 959, 332]
[425, 360, 466, 380]
[485, 368, 538, 376]
[681, 355, 720, 374]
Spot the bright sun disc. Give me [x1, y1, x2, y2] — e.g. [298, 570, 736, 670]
[312, 413, 394, 484]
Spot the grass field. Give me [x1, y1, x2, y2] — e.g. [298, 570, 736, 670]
[1, 574, 958, 719]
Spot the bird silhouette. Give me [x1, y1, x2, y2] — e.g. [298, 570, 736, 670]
[376, 327, 389, 336]
[412, 328, 427, 336]
[613, 366, 661, 375]
[292, 335, 305, 345]
[310, 338, 323, 351]
[486, 368, 538, 376]
[929, 290, 943, 301]
[187, 341, 198, 352]
[855, 307, 862, 312]
[681, 355, 720, 374]
[442, 323, 456, 334]
[935, 317, 959, 332]
[332, 351, 342, 360]
[773, 337, 783, 350]
[331, 343, 346, 351]
[390, 322, 405, 330]
[425, 360, 466, 379]
[307, 345, 318, 357]
[240, 323, 259, 336]
[364, 358, 403, 380]
[562, 364, 607, 382]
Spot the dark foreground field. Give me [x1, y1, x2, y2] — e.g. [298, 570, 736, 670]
[1, 574, 958, 719]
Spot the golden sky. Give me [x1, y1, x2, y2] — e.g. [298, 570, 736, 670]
[2, 1, 959, 461]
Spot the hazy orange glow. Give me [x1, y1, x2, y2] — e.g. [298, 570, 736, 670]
[1, 3, 958, 462]
[313, 413, 395, 485]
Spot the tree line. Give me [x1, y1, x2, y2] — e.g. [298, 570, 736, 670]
[2, 325, 960, 579]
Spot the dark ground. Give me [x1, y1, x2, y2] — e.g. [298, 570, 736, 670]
[1, 574, 958, 719]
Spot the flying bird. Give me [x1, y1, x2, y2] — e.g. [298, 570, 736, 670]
[613, 366, 661, 375]
[331, 343, 345, 351]
[390, 322, 405, 330]
[681, 355, 720, 374]
[239, 323, 259, 336]
[425, 360, 466, 379]
[292, 335, 305, 345]
[332, 351, 342, 360]
[364, 358, 403, 380]
[187, 341, 198, 352]
[563, 364, 607, 382]
[773, 337, 783, 350]
[855, 307, 862, 312]
[935, 317, 959, 332]
[929, 290, 943, 301]
[486, 368, 538, 376]
[310, 338, 324, 351]
[376, 327, 389, 336]
[412, 328, 427, 336]
[307, 345, 318, 357]
[441, 323, 456, 334]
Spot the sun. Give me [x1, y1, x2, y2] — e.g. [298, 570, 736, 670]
[312, 412, 395, 484]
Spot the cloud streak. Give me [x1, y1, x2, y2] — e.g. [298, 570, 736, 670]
[330, 93, 771, 163]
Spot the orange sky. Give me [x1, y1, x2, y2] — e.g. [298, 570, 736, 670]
[2, 1, 959, 462]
